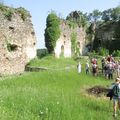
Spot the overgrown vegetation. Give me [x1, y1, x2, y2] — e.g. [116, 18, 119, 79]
[0, 3, 14, 21]
[112, 50, 120, 57]
[71, 32, 80, 57]
[66, 11, 89, 29]
[16, 7, 29, 21]
[4, 8, 14, 21]
[99, 47, 109, 56]
[67, 20, 77, 29]
[0, 3, 28, 21]
[37, 49, 48, 58]
[44, 12, 60, 54]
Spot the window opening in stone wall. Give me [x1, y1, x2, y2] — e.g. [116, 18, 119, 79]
[6, 57, 9, 60]
[7, 43, 18, 52]
[33, 42, 36, 45]
[31, 31, 35, 36]
[63, 34, 66, 38]
[9, 26, 15, 33]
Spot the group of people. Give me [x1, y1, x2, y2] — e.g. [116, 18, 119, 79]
[101, 55, 120, 79]
[90, 55, 120, 79]
[77, 55, 120, 117]
[77, 55, 120, 79]
[77, 61, 90, 74]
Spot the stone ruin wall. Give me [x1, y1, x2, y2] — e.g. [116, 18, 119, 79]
[54, 20, 86, 58]
[0, 7, 37, 75]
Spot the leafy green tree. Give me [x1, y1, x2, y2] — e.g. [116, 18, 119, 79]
[111, 6, 120, 21]
[101, 9, 112, 22]
[66, 11, 88, 28]
[111, 20, 120, 52]
[45, 12, 60, 53]
[88, 9, 101, 22]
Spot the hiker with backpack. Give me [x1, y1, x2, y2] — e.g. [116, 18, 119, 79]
[110, 78, 120, 117]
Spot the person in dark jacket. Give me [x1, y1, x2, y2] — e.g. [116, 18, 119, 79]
[110, 78, 120, 117]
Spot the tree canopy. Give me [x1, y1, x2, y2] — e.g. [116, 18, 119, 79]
[44, 12, 60, 53]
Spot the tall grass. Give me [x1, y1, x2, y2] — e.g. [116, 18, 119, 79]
[0, 56, 115, 120]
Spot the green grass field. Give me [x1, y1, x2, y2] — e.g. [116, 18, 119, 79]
[0, 56, 117, 120]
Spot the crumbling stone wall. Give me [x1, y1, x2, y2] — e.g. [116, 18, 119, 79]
[54, 20, 86, 58]
[0, 6, 37, 75]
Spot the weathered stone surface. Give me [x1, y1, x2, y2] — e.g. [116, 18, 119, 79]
[54, 20, 86, 58]
[0, 6, 37, 75]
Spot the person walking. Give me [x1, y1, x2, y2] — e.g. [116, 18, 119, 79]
[110, 78, 120, 117]
[108, 62, 114, 79]
[117, 61, 120, 78]
[85, 62, 89, 74]
[77, 62, 81, 74]
[92, 63, 97, 76]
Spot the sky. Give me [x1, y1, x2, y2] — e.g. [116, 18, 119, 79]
[4, 0, 120, 48]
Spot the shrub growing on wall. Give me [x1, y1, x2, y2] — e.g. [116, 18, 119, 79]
[44, 12, 60, 54]
[16, 7, 29, 21]
[71, 32, 80, 57]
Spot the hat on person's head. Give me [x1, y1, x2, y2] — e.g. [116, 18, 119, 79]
[116, 77, 120, 82]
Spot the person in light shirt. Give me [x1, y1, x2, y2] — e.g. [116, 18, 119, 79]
[77, 62, 81, 74]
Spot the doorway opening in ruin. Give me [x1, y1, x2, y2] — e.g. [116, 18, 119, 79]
[60, 45, 64, 57]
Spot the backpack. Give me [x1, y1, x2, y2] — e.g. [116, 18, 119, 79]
[112, 84, 120, 97]
[106, 84, 120, 100]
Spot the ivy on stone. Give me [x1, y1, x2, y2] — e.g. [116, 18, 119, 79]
[71, 32, 79, 56]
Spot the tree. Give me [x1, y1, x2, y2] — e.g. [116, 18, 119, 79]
[111, 20, 120, 52]
[101, 9, 112, 22]
[111, 6, 120, 21]
[88, 9, 101, 22]
[66, 11, 88, 28]
[44, 12, 60, 53]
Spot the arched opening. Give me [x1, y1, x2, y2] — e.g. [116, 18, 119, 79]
[60, 45, 64, 57]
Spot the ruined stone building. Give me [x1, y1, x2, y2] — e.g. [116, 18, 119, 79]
[54, 19, 120, 58]
[0, 6, 37, 75]
[54, 20, 87, 58]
